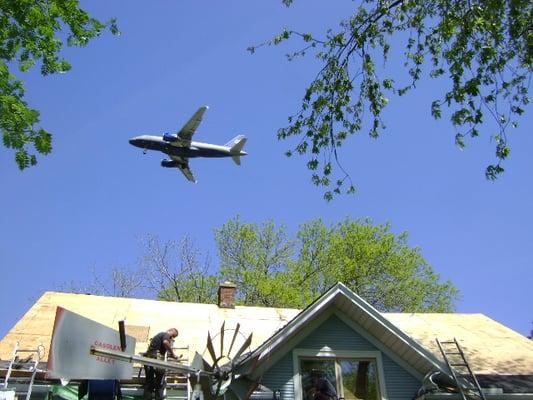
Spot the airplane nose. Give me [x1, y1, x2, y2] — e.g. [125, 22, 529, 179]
[129, 137, 139, 147]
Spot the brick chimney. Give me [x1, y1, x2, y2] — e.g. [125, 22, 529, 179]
[218, 281, 236, 309]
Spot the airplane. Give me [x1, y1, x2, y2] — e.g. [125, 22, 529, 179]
[129, 106, 247, 182]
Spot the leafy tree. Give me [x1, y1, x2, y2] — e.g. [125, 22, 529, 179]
[63, 218, 458, 312]
[286, 219, 458, 311]
[249, 0, 532, 200]
[216, 216, 458, 312]
[214, 216, 294, 306]
[1, 0, 118, 169]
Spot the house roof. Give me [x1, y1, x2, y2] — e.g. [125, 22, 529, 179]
[1, 286, 532, 377]
[385, 312, 533, 375]
[0, 291, 300, 364]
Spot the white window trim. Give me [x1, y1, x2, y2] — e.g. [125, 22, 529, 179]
[292, 348, 389, 400]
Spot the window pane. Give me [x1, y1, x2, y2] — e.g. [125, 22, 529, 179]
[300, 359, 338, 400]
[339, 359, 378, 400]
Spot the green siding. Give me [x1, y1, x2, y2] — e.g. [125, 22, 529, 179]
[260, 314, 421, 400]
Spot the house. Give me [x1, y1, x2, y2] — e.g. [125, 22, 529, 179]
[1, 282, 532, 399]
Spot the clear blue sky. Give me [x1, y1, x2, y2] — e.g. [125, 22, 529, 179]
[1, 1, 531, 338]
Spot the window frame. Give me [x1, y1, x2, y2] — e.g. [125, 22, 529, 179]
[292, 348, 388, 400]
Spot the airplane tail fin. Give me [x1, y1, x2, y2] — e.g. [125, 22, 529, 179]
[231, 155, 241, 166]
[225, 135, 247, 154]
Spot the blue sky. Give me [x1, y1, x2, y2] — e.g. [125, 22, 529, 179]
[1, 1, 531, 338]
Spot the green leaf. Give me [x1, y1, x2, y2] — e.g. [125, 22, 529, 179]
[382, 79, 394, 89]
[0, 2, 117, 170]
[253, 0, 532, 199]
[431, 100, 442, 119]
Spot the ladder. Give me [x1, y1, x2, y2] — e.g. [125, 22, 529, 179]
[436, 338, 486, 400]
[3, 341, 45, 400]
[165, 345, 191, 400]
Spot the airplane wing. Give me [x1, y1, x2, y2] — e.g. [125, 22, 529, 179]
[170, 156, 197, 183]
[174, 106, 208, 146]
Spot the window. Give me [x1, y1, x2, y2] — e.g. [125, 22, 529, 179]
[338, 359, 379, 400]
[300, 358, 338, 400]
[294, 350, 386, 400]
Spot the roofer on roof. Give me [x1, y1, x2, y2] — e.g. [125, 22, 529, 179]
[143, 328, 179, 400]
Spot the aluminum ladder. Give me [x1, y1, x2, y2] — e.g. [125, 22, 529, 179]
[164, 345, 191, 400]
[3, 341, 45, 400]
[436, 338, 486, 400]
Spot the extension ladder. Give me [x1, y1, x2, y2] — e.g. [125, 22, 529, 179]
[3, 341, 45, 400]
[164, 345, 191, 400]
[436, 338, 486, 400]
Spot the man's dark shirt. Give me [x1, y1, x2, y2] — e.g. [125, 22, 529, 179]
[146, 332, 171, 357]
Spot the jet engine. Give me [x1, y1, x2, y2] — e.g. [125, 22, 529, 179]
[161, 159, 179, 168]
[163, 132, 179, 143]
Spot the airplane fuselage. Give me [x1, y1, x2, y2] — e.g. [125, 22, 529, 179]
[129, 135, 245, 158]
[128, 105, 247, 182]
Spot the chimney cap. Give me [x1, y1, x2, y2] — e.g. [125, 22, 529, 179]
[219, 281, 236, 288]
